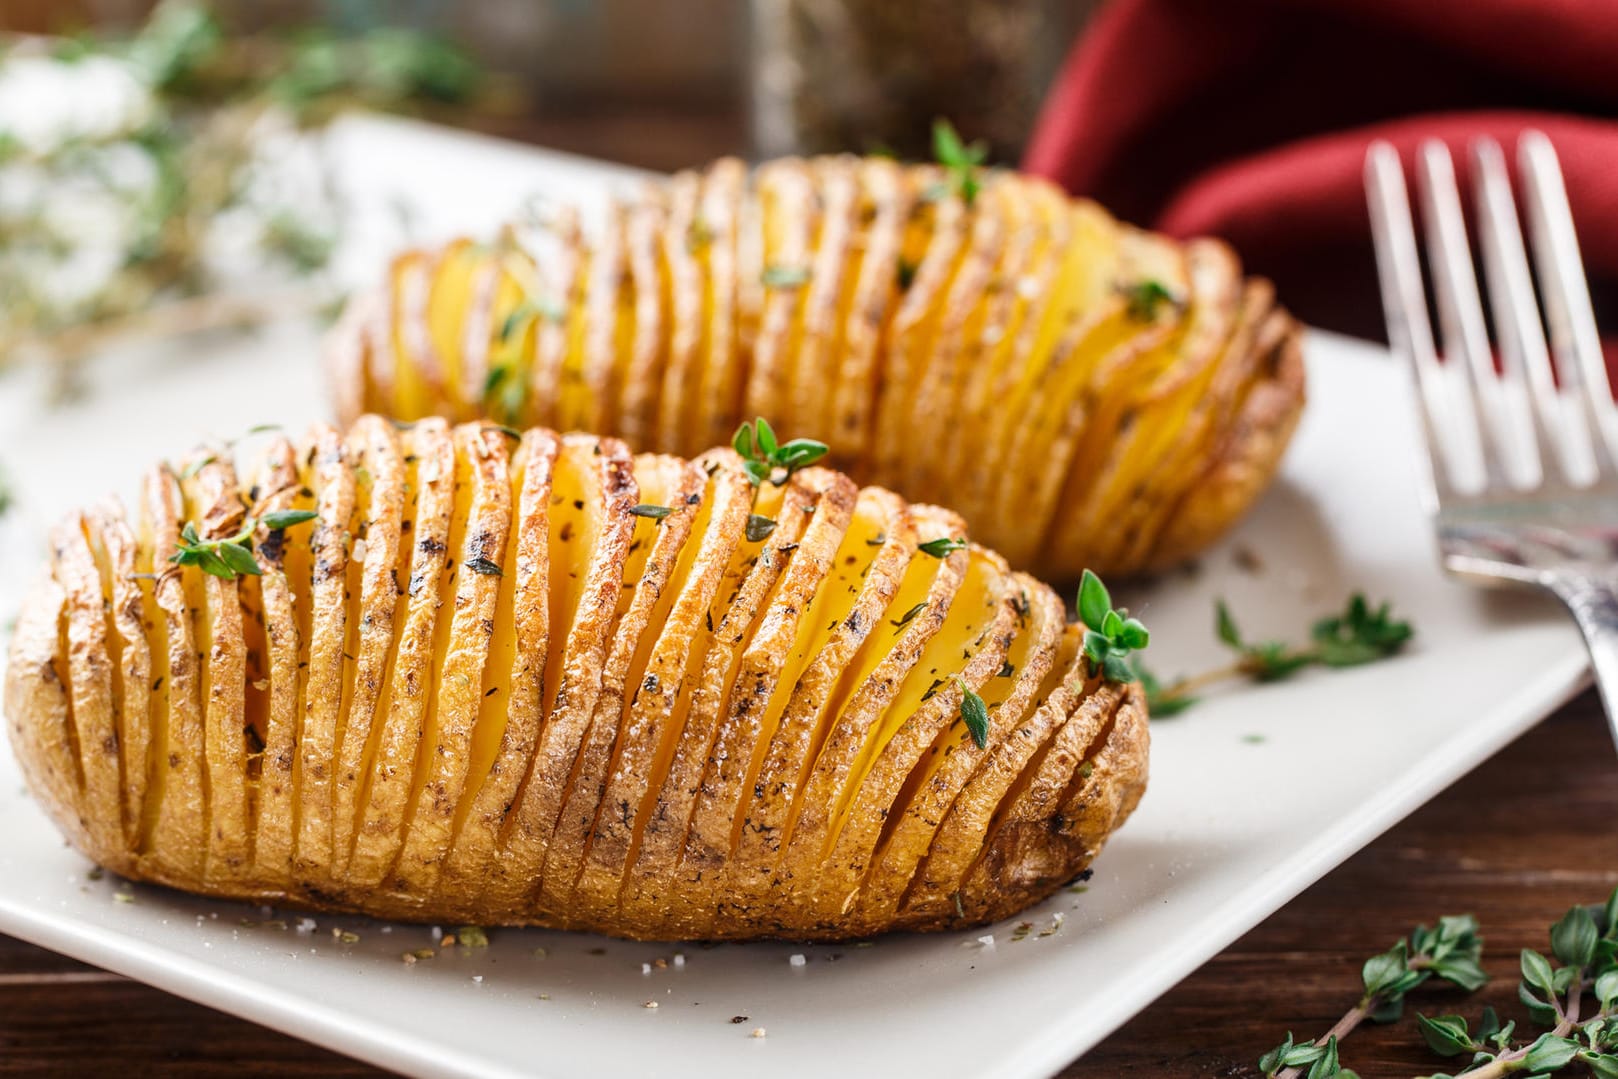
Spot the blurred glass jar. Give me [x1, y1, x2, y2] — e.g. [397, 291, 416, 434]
[749, 0, 1092, 162]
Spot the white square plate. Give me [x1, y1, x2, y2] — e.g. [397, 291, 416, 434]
[0, 116, 1590, 1079]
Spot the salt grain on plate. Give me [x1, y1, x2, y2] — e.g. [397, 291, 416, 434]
[788, 953, 806, 967]
[643, 1000, 658, 1009]
[977, 934, 995, 948]
[750, 1027, 767, 1039]
[296, 917, 316, 934]
[641, 962, 652, 975]
[672, 954, 685, 968]
[431, 926, 443, 940]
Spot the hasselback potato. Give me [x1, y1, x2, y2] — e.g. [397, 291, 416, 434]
[326, 154, 1305, 581]
[3, 418, 1148, 940]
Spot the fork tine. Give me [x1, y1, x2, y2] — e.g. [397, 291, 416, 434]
[1415, 139, 1534, 489]
[1471, 137, 1599, 487]
[1516, 130, 1618, 476]
[1366, 141, 1473, 501]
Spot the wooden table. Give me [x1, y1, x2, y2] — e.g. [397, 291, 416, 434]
[1, 689, 1610, 1076]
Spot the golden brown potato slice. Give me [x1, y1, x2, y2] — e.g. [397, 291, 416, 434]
[618, 187, 671, 452]
[141, 463, 207, 886]
[246, 436, 309, 889]
[901, 626, 1083, 924]
[5, 574, 90, 853]
[434, 429, 560, 902]
[1040, 239, 1240, 575]
[487, 435, 636, 916]
[776, 505, 967, 915]
[85, 501, 151, 851]
[809, 546, 1018, 933]
[693, 159, 747, 452]
[869, 181, 968, 490]
[618, 474, 810, 934]
[49, 512, 123, 860]
[905, 182, 1006, 503]
[741, 160, 816, 435]
[655, 171, 706, 454]
[726, 486, 915, 913]
[854, 572, 1063, 927]
[182, 455, 256, 887]
[389, 425, 513, 899]
[675, 466, 858, 935]
[571, 453, 753, 921]
[786, 157, 859, 446]
[348, 419, 456, 889]
[327, 418, 407, 880]
[291, 427, 357, 889]
[828, 157, 909, 470]
[536, 454, 703, 922]
[1110, 277, 1275, 572]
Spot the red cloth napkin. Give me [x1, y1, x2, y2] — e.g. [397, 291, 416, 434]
[1024, 0, 1618, 346]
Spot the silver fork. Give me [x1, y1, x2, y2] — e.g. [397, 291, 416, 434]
[1366, 133, 1618, 744]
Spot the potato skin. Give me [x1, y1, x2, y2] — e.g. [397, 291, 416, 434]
[2, 419, 1149, 942]
[326, 155, 1305, 583]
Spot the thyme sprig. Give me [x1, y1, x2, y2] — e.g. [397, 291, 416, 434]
[731, 418, 828, 487]
[1138, 593, 1413, 716]
[1076, 569, 1149, 683]
[931, 119, 988, 206]
[1262, 915, 1486, 1079]
[1120, 279, 1181, 321]
[3, 1, 480, 388]
[169, 508, 317, 579]
[1260, 892, 1618, 1079]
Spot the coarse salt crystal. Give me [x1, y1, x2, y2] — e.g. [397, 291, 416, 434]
[788, 954, 806, 967]
[472, 975, 483, 984]
[431, 926, 443, 940]
[750, 1027, 767, 1039]
[977, 934, 995, 948]
[643, 1000, 659, 1009]
[641, 962, 652, 975]
[672, 954, 685, 968]
[296, 917, 317, 934]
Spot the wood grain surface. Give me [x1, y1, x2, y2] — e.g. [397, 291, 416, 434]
[1, 690, 1610, 1076]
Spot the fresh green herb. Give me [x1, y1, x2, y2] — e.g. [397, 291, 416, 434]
[761, 264, 810, 289]
[956, 678, 989, 749]
[169, 508, 316, 579]
[745, 515, 777, 543]
[260, 509, 319, 531]
[497, 298, 565, 342]
[687, 218, 714, 252]
[630, 504, 673, 521]
[482, 361, 529, 427]
[455, 925, 489, 948]
[465, 556, 503, 577]
[892, 602, 928, 629]
[1121, 279, 1181, 321]
[0, 463, 12, 519]
[179, 454, 216, 480]
[1076, 569, 1150, 683]
[1264, 891, 1618, 1079]
[897, 258, 918, 291]
[931, 119, 989, 206]
[731, 417, 829, 487]
[1139, 593, 1413, 716]
[1261, 915, 1485, 1079]
[918, 537, 969, 559]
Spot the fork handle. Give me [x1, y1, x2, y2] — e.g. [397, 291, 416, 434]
[1550, 575, 1618, 745]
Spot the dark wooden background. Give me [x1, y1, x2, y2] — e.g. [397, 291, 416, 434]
[4, 15, 1616, 1077]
